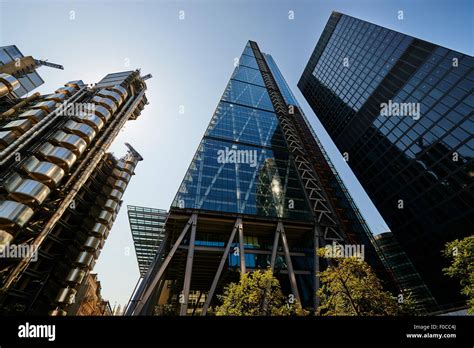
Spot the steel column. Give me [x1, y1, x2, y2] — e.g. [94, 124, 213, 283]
[144, 278, 165, 315]
[191, 291, 203, 316]
[279, 222, 302, 308]
[180, 216, 197, 315]
[201, 218, 241, 316]
[133, 214, 197, 314]
[238, 221, 246, 274]
[264, 222, 284, 314]
[270, 223, 282, 272]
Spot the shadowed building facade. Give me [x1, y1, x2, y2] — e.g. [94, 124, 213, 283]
[299, 12, 473, 312]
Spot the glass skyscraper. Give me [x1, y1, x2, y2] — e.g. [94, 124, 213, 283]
[299, 11, 473, 312]
[127, 41, 393, 316]
[127, 205, 168, 277]
[171, 45, 311, 221]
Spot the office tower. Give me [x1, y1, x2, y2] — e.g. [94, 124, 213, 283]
[0, 69, 149, 315]
[128, 41, 391, 316]
[299, 11, 473, 312]
[127, 205, 168, 276]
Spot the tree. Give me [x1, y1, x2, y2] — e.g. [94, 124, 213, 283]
[442, 235, 474, 313]
[215, 269, 302, 316]
[154, 303, 176, 316]
[316, 248, 416, 316]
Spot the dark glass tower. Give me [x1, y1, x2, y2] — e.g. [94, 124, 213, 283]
[127, 41, 393, 316]
[299, 11, 473, 312]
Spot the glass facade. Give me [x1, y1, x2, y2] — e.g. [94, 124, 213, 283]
[131, 41, 394, 314]
[0, 45, 44, 97]
[127, 205, 168, 276]
[299, 11, 474, 310]
[96, 71, 135, 89]
[172, 43, 312, 221]
[374, 232, 437, 311]
[263, 46, 385, 280]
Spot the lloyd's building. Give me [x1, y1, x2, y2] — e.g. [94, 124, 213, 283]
[0, 49, 149, 315]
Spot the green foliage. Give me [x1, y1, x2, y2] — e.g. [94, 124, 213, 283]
[442, 235, 474, 313]
[396, 292, 419, 315]
[153, 303, 176, 316]
[215, 269, 302, 316]
[316, 248, 416, 316]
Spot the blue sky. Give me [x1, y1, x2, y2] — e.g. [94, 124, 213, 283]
[1, 0, 472, 308]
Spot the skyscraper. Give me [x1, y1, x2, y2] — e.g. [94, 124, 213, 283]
[0, 68, 149, 315]
[127, 205, 168, 276]
[128, 41, 392, 316]
[299, 11, 473, 312]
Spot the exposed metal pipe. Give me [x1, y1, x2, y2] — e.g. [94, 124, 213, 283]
[0, 89, 146, 293]
[62, 90, 143, 190]
[0, 87, 87, 165]
[0, 92, 41, 119]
